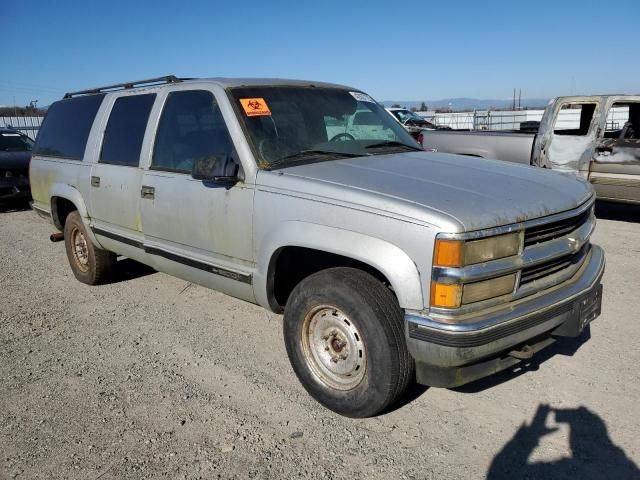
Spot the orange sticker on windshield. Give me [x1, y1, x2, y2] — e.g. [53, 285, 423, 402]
[240, 98, 272, 117]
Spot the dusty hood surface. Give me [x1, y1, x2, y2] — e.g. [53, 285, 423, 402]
[267, 151, 593, 232]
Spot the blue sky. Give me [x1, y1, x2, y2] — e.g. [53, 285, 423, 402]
[2, 0, 638, 107]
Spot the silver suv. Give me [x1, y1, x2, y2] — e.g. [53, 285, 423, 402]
[30, 76, 605, 417]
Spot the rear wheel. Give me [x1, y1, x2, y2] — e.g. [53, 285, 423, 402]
[283, 267, 414, 417]
[63, 211, 115, 285]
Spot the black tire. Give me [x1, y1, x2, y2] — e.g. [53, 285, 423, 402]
[63, 211, 115, 285]
[283, 267, 414, 417]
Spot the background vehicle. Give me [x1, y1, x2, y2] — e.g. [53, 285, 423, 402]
[385, 107, 442, 140]
[0, 127, 33, 202]
[30, 76, 604, 417]
[420, 95, 640, 204]
[326, 109, 396, 142]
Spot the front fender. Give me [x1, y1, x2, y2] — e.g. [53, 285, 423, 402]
[254, 221, 424, 311]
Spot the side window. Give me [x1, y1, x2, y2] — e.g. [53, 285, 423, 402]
[604, 103, 640, 140]
[100, 94, 155, 166]
[34, 94, 105, 160]
[152, 90, 234, 174]
[553, 103, 596, 136]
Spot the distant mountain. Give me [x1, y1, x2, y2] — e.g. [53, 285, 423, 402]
[382, 97, 550, 111]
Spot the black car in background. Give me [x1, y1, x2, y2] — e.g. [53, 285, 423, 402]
[0, 128, 33, 201]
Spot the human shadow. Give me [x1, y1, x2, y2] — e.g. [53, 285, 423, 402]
[487, 404, 640, 480]
[110, 258, 157, 284]
[453, 327, 592, 394]
[595, 200, 640, 223]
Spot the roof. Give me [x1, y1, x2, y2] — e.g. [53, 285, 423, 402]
[62, 75, 359, 98]
[193, 77, 356, 90]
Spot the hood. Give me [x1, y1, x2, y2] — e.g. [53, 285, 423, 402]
[0, 151, 31, 170]
[261, 151, 593, 232]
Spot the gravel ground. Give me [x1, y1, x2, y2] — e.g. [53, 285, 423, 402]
[1, 201, 639, 480]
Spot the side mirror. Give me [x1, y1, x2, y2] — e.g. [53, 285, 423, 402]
[192, 155, 239, 185]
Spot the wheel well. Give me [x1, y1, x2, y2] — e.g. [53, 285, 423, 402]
[51, 197, 77, 230]
[267, 246, 391, 313]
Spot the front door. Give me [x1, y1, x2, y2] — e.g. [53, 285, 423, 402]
[90, 93, 156, 244]
[544, 100, 599, 177]
[140, 89, 255, 300]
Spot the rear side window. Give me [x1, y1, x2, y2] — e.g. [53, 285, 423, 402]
[553, 103, 596, 136]
[100, 94, 156, 166]
[152, 90, 234, 174]
[34, 94, 105, 160]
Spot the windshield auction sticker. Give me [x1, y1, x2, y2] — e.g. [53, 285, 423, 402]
[240, 98, 272, 116]
[349, 91, 375, 103]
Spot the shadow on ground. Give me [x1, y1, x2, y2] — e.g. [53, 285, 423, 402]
[453, 327, 592, 395]
[0, 200, 31, 214]
[111, 257, 157, 283]
[595, 200, 640, 223]
[385, 326, 594, 413]
[487, 404, 640, 480]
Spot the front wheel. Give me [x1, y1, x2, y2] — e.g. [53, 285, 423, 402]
[283, 267, 414, 417]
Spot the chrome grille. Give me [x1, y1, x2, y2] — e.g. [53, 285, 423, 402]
[520, 245, 588, 286]
[524, 208, 591, 247]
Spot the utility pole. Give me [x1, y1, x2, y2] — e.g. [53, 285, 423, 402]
[518, 89, 521, 110]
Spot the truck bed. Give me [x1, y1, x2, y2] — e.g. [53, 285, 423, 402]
[421, 130, 536, 165]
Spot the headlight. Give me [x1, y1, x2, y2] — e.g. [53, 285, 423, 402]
[434, 232, 520, 267]
[431, 232, 521, 309]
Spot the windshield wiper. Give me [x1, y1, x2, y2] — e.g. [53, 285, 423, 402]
[365, 141, 422, 152]
[266, 149, 366, 169]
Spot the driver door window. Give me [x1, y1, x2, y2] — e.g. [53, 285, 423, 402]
[152, 90, 234, 174]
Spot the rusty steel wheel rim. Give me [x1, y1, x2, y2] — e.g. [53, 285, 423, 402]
[70, 227, 90, 273]
[301, 305, 367, 391]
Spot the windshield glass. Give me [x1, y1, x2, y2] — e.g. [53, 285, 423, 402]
[0, 132, 34, 152]
[229, 86, 420, 168]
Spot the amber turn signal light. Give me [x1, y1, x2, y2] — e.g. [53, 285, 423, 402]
[430, 282, 462, 309]
[434, 239, 463, 267]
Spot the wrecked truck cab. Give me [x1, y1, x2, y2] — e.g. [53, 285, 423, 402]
[532, 95, 640, 204]
[30, 76, 605, 417]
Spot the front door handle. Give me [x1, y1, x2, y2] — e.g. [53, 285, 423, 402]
[141, 185, 155, 199]
[91, 176, 100, 187]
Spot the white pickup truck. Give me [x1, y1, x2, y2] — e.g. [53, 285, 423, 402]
[421, 95, 640, 205]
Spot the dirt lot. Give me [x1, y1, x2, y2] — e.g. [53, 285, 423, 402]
[1, 202, 639, 480]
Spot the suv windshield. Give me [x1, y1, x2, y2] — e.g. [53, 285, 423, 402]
[0, 132, 34, 152]
[229, 86, 420, 168]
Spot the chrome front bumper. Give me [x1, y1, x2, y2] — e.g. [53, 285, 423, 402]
[405, 244, 605, 387]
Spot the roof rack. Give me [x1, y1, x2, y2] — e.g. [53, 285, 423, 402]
[63, 75, 185, 98]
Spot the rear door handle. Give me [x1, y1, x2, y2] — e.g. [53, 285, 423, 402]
[91, 176, 100, 187]
[141, 185, 155, 199]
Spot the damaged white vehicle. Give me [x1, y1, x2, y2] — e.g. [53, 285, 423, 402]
[421, 95, 640, 205]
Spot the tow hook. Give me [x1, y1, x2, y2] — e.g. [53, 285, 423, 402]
[508, 344, 534, 360]
[50, 232, 64, 242]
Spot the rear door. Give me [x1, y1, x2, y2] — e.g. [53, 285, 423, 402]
[590, 97, 640, 203]
[544, 99, 599, 177]
[89, 93, 156, 244]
